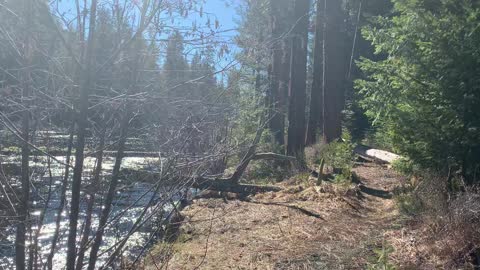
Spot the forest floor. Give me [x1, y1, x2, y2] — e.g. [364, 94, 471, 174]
[147, 162, 412, 269]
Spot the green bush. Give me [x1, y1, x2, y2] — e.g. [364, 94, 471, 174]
[321, 134, 354, 169]
[367, 241, 396, 270]
[391, 158, 417, 176]
[333, 168, 353, 185]
[363, 126, 396, 152]
[319, 131, 356, 183]
[245, 160, 285, 183]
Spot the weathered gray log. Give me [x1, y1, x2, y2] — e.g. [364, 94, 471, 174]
[354, 145, 401, 164]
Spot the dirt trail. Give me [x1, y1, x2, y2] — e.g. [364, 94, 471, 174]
[149, 163, 406, 269]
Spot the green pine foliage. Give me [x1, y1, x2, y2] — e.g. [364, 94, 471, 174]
[356, 0, 480, 183]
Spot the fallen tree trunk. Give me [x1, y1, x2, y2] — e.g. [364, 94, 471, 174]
[118, 151, 294, 194]
[193, 177, 282, 194]
[354, 145, 401, 164]
[251, 152, 297, 162]
[191, 151, 296, 194]
[229, 120, 265, 184]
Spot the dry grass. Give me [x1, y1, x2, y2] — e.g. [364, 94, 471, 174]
[145, 163, 407, 270]
[386, 183, 480, 270]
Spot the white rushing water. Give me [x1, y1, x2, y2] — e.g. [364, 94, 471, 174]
[0, 155, 181, 269]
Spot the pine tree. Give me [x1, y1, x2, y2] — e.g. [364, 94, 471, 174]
[306, 0, 325, 146]
[164, 31, 188, 88]
[286, 0, 310, 157]
[268, 0, 291, 146]
[323, 0, 347, 143]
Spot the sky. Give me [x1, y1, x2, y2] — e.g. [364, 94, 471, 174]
[56, 0, 239, 26]
[54, 0, 240, 76]
[203, 0, 239, 35]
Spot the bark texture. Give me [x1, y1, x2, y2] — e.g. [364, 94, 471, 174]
[87, 109, 130, 270]
[306, 0, 325, 146]
[46, 123, 74, 270]
[65, 0, 98, 269]
[286, 0, 310, 157]
[268, 0, 291, 146]
[15, 0, 33, 269]
[323, 0, 347, 143]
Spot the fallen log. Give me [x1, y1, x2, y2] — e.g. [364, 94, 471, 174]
[191, 151, 295, 194]
[192, 177, 282, 194]
[354, 145, 401, 164]
[251, 152, 297, 161]
[118, 150, 293, 194]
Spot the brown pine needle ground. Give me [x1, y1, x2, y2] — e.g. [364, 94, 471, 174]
[147, 163, 406, 269]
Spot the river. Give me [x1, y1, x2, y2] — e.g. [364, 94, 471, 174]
[0, 155, 183, 269]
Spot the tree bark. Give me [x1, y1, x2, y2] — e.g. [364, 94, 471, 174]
[230, 116, 265, 184]
[46, 122, 74, 270]
[16, 75, 30, 270]
[193, 152, 295, 194]
[66, 0, 98, 269]
[16, 0, 33, 269]
[306, 0, 325, 146]
[87, 7, 146, 265]
[75, 125, 106, 270]
[268, 0, 290, 146]
[32, 155, 54, 270]
[286, 0, 310, 157]
[322, 0, 347, 143]
[87, 108, 130, 270]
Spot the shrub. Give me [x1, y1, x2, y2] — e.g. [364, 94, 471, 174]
[321, 141, 354, 171]
[357, 0, 480, 184]
[333, 168, 353, 185]
[318, 131, 356, 183]
[391, 158, 417, 176]
[244, 159, 288, 183]
[368, 241, 396, 270]
[395, 192, 423, 216]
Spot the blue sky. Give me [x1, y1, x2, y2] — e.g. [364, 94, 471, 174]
[55, 0, 239, 43]
[56, 0, 240, 70]
[203, 0, 239, 35]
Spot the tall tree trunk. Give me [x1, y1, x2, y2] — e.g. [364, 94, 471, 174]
[87, 108, 130, 270]
[306, 0, 325, 146]
[75, 125, 106, 270]
[65, 0, 98, 269]
[32, 155, 54, 270]
[87, 3, 148, 265]
[278, 25, 292, 147]
[16, 77, 30, 270]
[16, 0, 33, 269]
[286, 0, 310, 157]
[268, 0, 289, 146]
[323, 0, 346, 143]
[46, 122, 75, 270]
